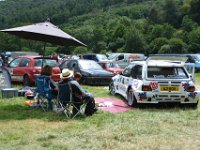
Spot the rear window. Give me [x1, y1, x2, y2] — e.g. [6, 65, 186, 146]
[147, 66, 188, 79]
[34, 59, 58, 67]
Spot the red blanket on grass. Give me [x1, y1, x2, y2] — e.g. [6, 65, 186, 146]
[95, 97, 134, 113]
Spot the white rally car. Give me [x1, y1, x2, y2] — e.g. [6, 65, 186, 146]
[109, 59, 200, 107]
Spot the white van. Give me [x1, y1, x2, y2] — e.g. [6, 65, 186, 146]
[108, 53, 145, 68]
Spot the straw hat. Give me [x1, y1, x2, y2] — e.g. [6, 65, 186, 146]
[60, 69, 74, 79]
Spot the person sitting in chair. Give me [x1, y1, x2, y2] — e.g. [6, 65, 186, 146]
[41, 65, 58, 109]
[59, 69, 96, 116]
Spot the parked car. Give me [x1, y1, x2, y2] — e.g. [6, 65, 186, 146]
[108, 53, 145, 69]
[60, 59, 114, 85]
[5, 55, 61, 85]
[81, 53, 108, 62]
[98, 61, 124, 74]
[109, 60, 200, 107]
[184, 54, 200, 72]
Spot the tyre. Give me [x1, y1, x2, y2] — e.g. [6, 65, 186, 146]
[127, 89, 137, 107]
[23, 75, 31, 86]
[109, 82, 115, 95]
[189, 102, 198, 108]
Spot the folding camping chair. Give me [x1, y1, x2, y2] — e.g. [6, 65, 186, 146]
[35, 75, 53, 112]
[57, 82, 87, 119]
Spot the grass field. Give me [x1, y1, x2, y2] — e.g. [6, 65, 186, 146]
[0, 75, 200, 150]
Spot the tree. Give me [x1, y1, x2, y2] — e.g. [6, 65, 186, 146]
[148, 5, 160, 24]
[189, 0, 200, 24]
[73, 46, 89, 54]
[188, 27, 200, 53]
[149, 37, 169, 54]
[162, 0, 181, 27]
[124, 27, 146, 54]
[181, 15, 198, 32]
[169, 38, 187, 53]
[158, 44, 171, 53]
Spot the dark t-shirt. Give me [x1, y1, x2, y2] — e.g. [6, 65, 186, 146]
[59, 79, 84, 100]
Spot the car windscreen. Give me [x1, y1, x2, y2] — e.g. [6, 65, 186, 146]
[147, 66, 188, 79]
[96, 54, 108, 61]
[34, 59, 58, 67]
[191, 55, 200, 61]
[79, 60, 102, 70]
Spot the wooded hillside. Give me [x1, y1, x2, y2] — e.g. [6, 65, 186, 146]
[0, 0, 199, 55]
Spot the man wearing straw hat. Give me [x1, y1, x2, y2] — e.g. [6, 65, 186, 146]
[59, 69, 96, 116]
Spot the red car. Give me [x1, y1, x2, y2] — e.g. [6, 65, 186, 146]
[5, 55, 61, 85]
[98, 61, 124, 75]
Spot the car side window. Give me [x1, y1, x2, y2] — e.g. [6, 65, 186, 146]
[19, 58, 30, 67]
[131, 65, 142, 79]
[123, 65, 133, 77]
[186, 56, 195, 63]
[9, 58, 21, 68]
[71, 61, 79, 70]
[117, 54, 124, 61]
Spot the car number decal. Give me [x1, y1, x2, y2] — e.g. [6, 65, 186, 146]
[150, 81, 158, 90]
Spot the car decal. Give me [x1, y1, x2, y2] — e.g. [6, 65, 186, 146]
[188, 92, 197, 98]
[150, 81, 158, 90]
[122, 78, 125, 84]
[182, 82, 190, 91]
[138, 92, 147, 100]
[132, 80, 139, 88]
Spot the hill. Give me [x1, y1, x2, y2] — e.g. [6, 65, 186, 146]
[0, 0, 200, 55]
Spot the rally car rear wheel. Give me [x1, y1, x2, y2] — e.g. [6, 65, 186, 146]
[127, 89, 137, 107]
[109, 82, 115, 95]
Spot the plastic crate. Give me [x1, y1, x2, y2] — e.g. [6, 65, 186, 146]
[1, 88, 18, 98]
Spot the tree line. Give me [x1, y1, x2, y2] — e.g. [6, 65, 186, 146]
[0, 0, 199, 55]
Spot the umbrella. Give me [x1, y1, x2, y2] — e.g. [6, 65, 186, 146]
[0, 21, 87, 54]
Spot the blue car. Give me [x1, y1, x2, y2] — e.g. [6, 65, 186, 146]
[184, 54, 200, 72]
[59, 59, 114, 85]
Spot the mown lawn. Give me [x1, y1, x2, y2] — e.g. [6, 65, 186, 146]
[0, 75, 200, 150]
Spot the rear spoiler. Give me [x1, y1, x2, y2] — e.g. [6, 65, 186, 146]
[148, 55, 188, 62]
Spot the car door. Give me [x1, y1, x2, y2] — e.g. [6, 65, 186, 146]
[17, 58, 31, 82]
[184, 63, 195, 81]
[7, 58, 22, 82]
[119, 65, 133, 97]
[130, 65, 143, 90]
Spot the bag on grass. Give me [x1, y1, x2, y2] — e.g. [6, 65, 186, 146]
[84, 96, 97, 116]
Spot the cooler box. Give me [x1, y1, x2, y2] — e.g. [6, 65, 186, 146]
[1, 88, 18, 98]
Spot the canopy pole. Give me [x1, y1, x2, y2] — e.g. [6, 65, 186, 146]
[42, 42, 47, 68]
[43, 42, 46, 56]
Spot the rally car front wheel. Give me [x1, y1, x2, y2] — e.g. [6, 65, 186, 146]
[109, 82, 115, 95]
[127, 89, 137, 107]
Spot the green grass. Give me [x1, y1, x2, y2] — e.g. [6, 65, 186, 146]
[0, 75, 200, 150]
